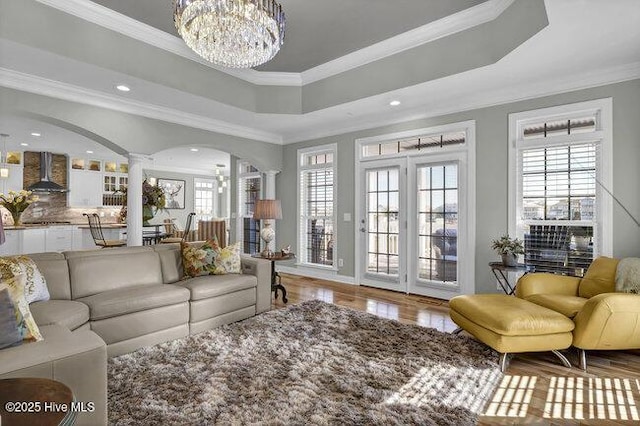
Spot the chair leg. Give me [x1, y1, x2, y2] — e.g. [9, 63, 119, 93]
[499, 353, 510, 373]
[551, 350, 572, 368]
[451, 327, 463, 335]
[579, 349, 588, 372]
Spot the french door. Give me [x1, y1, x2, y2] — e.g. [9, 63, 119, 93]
[358, 155, 472, 300]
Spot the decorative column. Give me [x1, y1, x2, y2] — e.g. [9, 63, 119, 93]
[264, 170, 279, 252]
[126, 153, 149, 246]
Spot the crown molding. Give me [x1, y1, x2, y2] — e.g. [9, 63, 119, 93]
[300, 0, 514, 85]
[35, 0, 511, 87]
[283, 61, 640, 143]
[0, 68, 284, 144]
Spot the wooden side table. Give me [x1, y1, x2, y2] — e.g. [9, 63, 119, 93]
[0, 378, 77, 426]
[489, 262, 534, 295]
[252, 253, 295, 303]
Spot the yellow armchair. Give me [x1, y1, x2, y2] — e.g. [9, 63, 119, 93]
[515, 257, 640, 370]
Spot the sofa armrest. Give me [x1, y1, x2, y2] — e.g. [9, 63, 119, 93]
[572, 293, 640, 350]
[241, 256, 271, 314]
[515, 273, 581, 299]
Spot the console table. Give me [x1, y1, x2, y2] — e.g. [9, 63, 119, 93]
[252, 253, 295, 303]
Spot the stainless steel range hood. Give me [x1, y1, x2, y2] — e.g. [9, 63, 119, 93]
[28, 152, 67, 193]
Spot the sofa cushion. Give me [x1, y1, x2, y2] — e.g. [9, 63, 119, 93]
[29, 253, 71, 300]
[67, 250, 163, 298]
[524, 294, 588, 318]
[579, 257, 619, 299]
[181, 275, 257, 301]
[152, 244, 183, 284]
[0, 273, 42, 342]
[77, 284, 190, 321]
[0, 255, 50, 303]
[30, 300, 90, 331]
[0, 288, 22, 349]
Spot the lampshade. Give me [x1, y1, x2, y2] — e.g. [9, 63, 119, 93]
[253, 199, 282, 220]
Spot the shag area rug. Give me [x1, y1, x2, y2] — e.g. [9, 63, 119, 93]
[108, 300, 501, 425]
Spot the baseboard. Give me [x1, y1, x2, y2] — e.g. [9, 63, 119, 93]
[276, 265, 357, 285]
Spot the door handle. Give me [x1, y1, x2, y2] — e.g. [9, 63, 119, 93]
[359, 227, 366, 233]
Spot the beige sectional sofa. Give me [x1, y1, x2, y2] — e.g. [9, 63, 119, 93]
[0, 244, 271, 425]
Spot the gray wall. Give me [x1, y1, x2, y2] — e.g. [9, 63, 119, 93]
[278, 79, 640, 293]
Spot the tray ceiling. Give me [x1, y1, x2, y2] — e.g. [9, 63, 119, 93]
[88, 0, 486, 73]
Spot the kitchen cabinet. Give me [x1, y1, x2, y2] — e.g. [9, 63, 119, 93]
[45, 226, 73, 252]
[22, 228, 46, 254]
[68, 170, 102, 207]
[0, 230, 21, 256]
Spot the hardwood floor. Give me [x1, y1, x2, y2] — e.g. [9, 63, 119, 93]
[272, 274, 640, 425]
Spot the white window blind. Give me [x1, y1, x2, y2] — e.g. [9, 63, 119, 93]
[299, 147, 336, 268]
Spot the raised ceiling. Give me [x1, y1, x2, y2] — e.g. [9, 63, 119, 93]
[88, 0, 486, 73]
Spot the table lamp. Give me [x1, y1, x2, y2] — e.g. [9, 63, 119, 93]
[253, 199, 282, 257]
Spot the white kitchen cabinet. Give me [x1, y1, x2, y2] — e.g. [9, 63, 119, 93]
[68, 170, 102, 207]
[22, 228, 46, 254]
[45, 226, 73, 252]
[0, 230, 21, 256]
[0, 164, 24, 193]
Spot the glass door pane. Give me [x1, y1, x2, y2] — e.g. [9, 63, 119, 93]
[417, 163, 458, 284]
[366, 168, 400, 277]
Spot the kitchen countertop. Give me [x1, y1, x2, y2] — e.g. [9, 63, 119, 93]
[5, 223, 127, 230]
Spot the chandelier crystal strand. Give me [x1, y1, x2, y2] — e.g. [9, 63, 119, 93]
[174, 0, 285, 69]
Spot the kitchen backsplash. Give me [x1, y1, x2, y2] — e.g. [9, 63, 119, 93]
[2, 204, 122, 225]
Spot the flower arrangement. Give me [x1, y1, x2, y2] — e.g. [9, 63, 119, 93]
[0, 190, 39, 226]
[117, 180, 166, 225]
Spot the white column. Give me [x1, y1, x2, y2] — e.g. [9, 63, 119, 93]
[264, 170, 279, 252]
[126, 153, 148, 246]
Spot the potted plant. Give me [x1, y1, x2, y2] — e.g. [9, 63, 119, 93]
[117, 180, 166, 225]
[491, 235, 525, 267]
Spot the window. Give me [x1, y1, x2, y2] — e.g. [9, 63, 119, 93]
[362, 132, 465, 158]
[237, 162, 262, 254]
[509, 99, 612, 277]
[298, 145, 337, 268]
[194, 178, 216, 221]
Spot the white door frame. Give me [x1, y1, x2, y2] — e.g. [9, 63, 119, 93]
[354, 121, 476, 299]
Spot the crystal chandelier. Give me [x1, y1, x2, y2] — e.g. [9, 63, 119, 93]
[173, 0, 286, 69]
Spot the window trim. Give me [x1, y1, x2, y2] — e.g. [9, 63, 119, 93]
[508, 98, 613, 258]
[297, 143, 338, 271]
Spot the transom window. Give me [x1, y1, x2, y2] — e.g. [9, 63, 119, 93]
[362, 132, 465, 158]
[298, 145, 337, 268]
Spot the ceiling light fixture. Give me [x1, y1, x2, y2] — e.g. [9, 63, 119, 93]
[20, 143, 29, 147]
[31, 132, 41, 137]
[389, 100, 401, 106]
[190, 148, 199, 152]
[86, 150, 94, 154]
[173, 0, 286, 69]
[116, 85, 131, 92]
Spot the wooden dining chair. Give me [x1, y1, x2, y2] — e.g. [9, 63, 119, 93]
[161, 212, 196, 244]
[83, 213, 127, 248]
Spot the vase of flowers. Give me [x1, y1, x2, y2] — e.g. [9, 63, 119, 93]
[0, 190, 39, 226]
[491, 235, 525, 267]
[117, 180, 166, 226]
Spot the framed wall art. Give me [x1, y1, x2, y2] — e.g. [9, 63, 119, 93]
[158, 178, 185, 209]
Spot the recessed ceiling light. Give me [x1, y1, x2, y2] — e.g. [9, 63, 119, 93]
[31, 132, 41, 137]
[116, 85, 131, 92]
[389, 100, 401, 106]
[190, 148, 199, 152]
[20, 143, 29, 147]
[86, 150, 94, 154]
